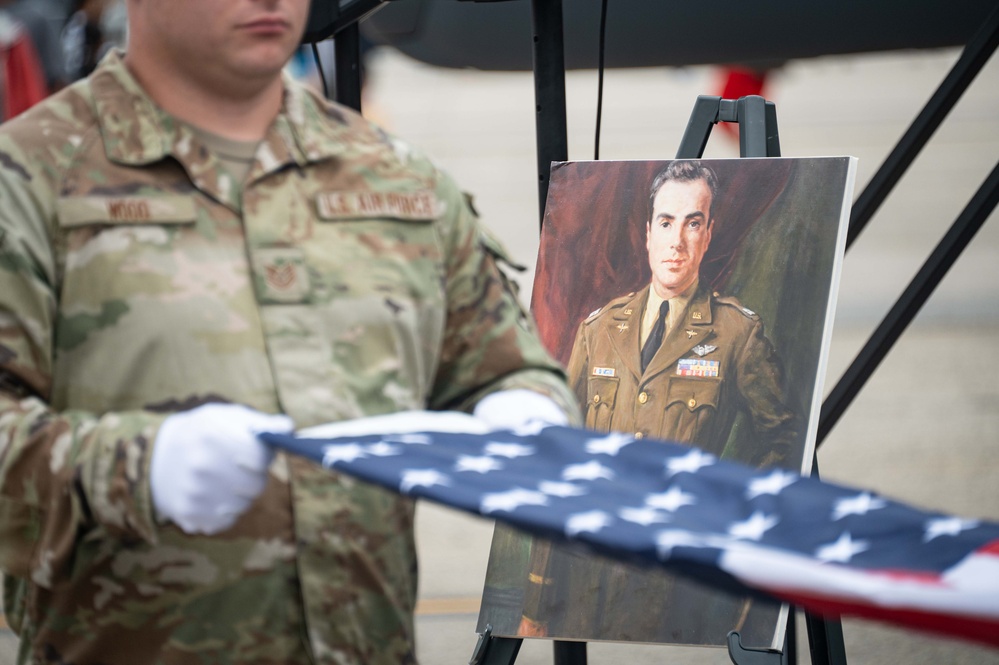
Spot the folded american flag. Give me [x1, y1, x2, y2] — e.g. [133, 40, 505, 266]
[259, 412, 999, 648]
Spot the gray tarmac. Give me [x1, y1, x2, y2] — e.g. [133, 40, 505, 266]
[2, 44, 997, 665]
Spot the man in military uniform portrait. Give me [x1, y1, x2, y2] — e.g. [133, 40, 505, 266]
[0, 1, 578, 663]
[568, 160, 799, 464]
[473, 153, 852, 645]
[513, 160, 802, 645]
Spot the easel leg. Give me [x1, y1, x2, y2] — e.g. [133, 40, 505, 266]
[805, 612, 848, 665]
[727, 611, 794, 665]
[332, 22, 362, 112]
[553, 640, 586, 665]
[469, 626, 522, 665]
[799, 461, 848, 664]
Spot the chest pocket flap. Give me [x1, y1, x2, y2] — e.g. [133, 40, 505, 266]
[666, 376, 721, 412]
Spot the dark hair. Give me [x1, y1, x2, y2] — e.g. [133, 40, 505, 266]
[648, 160, 719, 222]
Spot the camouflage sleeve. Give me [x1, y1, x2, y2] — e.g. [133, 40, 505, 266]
[0, 138, 165, 585]
[425, 170, 580, 424]
[0, 395, 166, 578]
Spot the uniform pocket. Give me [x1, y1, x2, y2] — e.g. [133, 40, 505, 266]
[55, 195, 197, 283]
[663, 377, 721, 444]
[585, 376, 619, 431]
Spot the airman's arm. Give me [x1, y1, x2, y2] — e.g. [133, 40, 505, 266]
[735, 319, 801, 468]
[0, 140, 166, 587]
[425, 169, 579, 424]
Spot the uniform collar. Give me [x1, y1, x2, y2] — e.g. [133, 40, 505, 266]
[610, 288, 650, 322]
[91, 50, 350, 175]
[684, 281, 714, 326]
[642, 279, 700, 337]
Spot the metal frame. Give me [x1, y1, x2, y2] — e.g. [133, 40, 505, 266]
[334, 23, 363, 112]
[530, 0, 570, 226]
[675, 95, 781, 159]
[817, 6, 999, 443]
[305, 0, 392, 112]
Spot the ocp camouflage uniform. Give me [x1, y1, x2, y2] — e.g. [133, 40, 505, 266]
[0, 52, 576, 665]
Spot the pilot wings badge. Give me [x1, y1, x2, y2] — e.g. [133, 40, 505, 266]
[691, 344, 717, 357]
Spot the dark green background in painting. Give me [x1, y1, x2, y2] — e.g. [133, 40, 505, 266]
[717, 158, 852, 462]
[477, 157, 854, 647]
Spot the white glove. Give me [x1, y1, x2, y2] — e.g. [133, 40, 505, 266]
[150, 403, 294, 534]
[472, 389, 569, 432]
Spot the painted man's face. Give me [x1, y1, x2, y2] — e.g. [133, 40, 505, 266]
[646, 178, 713, 299]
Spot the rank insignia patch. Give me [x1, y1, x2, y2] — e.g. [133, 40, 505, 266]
[265, 263, 296, 290]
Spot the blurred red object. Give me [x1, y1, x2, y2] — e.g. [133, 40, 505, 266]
[1, 15, 47, 120]
[717, 67, 769, 140]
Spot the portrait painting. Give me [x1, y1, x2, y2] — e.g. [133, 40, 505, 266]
[476, 157, 857, 648]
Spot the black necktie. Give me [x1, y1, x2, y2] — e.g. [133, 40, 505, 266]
[641, 300, 669, 372]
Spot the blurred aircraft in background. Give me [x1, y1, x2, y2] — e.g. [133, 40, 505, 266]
[307, 0, 995, 110]
[352, 0, 996, 71]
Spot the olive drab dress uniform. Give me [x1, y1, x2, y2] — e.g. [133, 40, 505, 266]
[569, 283, 798, 465]
[520, 282, 800, 643]
[0, 52, 576, 664]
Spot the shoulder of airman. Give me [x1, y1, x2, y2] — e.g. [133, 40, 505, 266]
[583, 292, 636, 324]
[712, 292, 760, 320]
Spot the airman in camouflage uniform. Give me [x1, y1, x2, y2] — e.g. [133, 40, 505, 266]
[0, 4, 576, 662]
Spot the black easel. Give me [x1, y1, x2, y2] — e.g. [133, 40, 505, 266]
[675, 94, 780, 159]
[470, 95, 847, 665]
[302, 0, 392, 111]
[677, 95, 849, 665]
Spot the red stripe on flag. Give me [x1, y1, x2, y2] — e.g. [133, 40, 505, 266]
[767, 588, 999, 648]
[976, 539, 999, 556]
[867, 569, 945, 584]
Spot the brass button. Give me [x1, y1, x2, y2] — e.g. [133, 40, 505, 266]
[688, 398, 697, 409]
[592, 394, 601, 404]
[634, 431, 644, 439]
[638, 391, 649, 404]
